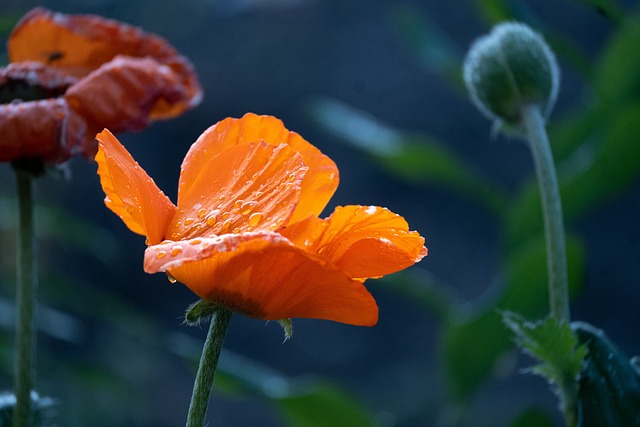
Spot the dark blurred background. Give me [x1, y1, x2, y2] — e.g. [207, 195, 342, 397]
[1, 0, 639, 426]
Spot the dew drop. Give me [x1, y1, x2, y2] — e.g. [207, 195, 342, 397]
[233, 200, 244, 209]
[232, 227, 240, 233]
[288, 173, 297, 182]
[206, 214, 217, 226]
[166, 272, 177, 284]
[170, 245, 183, 257]
[249, 212, 263, 227]
[221, 219, 232, 233]
[184, 218, 195, 226]
[197, 208, 207, 219]
[240, 201, 257, 215]
[190, 239, 202, 245]
[254, 191, 264, 198]
[221, 212, 230, 220]
[156, 251, 167, 259]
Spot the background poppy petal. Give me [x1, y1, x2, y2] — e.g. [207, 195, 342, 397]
[171, 140, 306, 240]
[65, 56, 189, 134]
[0, 97, 87, 163]
[7, 7, 202, 114]
[95, 129, 176, 244]
[284, 205, 427, 279]
[183, 114, 339, 223]
[144, 233, 378, 326]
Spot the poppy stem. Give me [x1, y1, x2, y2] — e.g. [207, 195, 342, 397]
[521, 104, 570, 324]
[13, 169, 37, 427]
[185, 307, 233, 427]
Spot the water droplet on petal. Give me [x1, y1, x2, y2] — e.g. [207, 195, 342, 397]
[166, 272, 177, 283]
[184, 218, 195, 226]
[249, 212, 263, 227]
[232, 227, 240, 233]
[190, 239, 201, 245]
[240, 201, 257, 215]
[197, 208, 207, 219]
[288, 173, 297, 182]
[206, 214, 217, 226]
[171, 245, 183, 256]
[156, 251, 167, 259]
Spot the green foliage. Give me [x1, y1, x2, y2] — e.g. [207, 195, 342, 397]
[503, 313, 585, 398]
[307, 97, 508, 214]
[573, 322, 640, 427]
[443, 236, 584, 399]
[276, 383, 374, 427]
[509, 407, 554, 427]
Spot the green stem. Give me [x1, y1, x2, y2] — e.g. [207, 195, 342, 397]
[185, 308, 233, 427]
[14, 170, 37, 427]
[521, 104, 570, 323]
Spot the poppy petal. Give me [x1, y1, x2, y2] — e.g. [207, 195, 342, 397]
[183, 114, 339, 223]
[0, 97, 87, 163]
[65, 56, 187, 134]
[144, 233, 378, 326]
[283, 205, 427, 279]
[95, 129, 176, 244]
[171, 139, 307, 240]
[7, 7, 202, 114]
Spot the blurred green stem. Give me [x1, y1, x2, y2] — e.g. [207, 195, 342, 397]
[186, 307, 232, 427]
[14, 170, 37, 427]
[521, 104, 570, 324]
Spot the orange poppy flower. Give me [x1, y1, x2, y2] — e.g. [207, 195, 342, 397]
[96, 113, 427, 326]
[1, 7, 202, 165]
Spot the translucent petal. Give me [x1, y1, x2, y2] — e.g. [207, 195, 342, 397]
[283, 205, 427, 279]
[184, 114, 339, 223]
[95, 129, 176, 244]
[170, 141, 306, 240]
[144, 233, 378, 326]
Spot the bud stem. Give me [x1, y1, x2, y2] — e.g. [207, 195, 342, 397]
[185, 307, 233, 427]
[13, 169, 37, 427]
[521, 104, 570, 323]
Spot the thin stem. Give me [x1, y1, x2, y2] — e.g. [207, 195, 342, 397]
[186, 308, 233, 427]
[521, 104, 570, 323]
[13, 170, 37, 427]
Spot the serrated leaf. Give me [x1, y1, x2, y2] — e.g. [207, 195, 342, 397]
[503, 313, 585, 388]
[443, 235, 584, 399]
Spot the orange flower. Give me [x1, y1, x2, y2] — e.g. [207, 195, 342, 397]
[0, 7, 202, 166]
[96, 114, 426, 326]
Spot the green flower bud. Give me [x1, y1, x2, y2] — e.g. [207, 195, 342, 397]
[185, 299, 219, 325]
[463, 22, 560, 125]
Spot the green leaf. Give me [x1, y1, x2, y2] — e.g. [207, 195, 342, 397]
[509, 407, 554, 427]
[307, 97, 508, 213]
[595, 15, 640, 105]
[276, 383, 374, 427]
[442, 235, 584, 399]
[573, 322, 640, 427]
[503, 313, 585, 396]
[389, 4, 463, 87]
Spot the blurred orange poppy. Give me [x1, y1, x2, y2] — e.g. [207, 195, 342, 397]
[0, 7, 202, 166]
[96, 113, 427, 326]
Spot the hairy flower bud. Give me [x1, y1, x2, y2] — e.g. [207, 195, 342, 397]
[463, 22, 560, 125]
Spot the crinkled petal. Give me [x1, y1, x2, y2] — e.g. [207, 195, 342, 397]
[183, 114, 339, 223]
[65, 56, 188, 134]
[144, 233, 378, 326]
[282, 205, 427, 279]
[95, 129, 176, 244]
[0, 62, 77, 103]
[0, 97, 88, 163]
[7, 7, 202, 114]
[170, 140, 306, 240]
